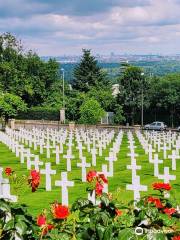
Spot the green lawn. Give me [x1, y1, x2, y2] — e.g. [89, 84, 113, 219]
[0, 132, 179, 217]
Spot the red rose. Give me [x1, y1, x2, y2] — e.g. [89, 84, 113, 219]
[51, 203, 69, 219]
[147, 197, 163, 209]
[152, 182, 171, 191]
[115, 209, 123, 216]
[5, 167, 13, 176]
[37, 214, 46, 226]
[28, 170, 40, 192]
[86, 170, 97, 182]
[98, 173, 108, 184]
[164, 208, 176, 216]
[172, 236, 180, 240]
[95, 182, 104, 196]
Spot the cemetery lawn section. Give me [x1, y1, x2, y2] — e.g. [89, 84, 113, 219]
[0, 132, 180, 217]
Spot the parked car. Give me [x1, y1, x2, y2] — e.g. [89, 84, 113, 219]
[144, 121, 167, 131]
[177, 126, 180, 132]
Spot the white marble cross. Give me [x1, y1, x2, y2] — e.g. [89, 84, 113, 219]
[55, 172, 74, 206]
[102, 164, 111, 177]
[162, 143, 168, 159]
[148, 144, 155, 163]
[0, 168, 17, 202]
[53, 146, 61, 165]
[126, 175, 147, 203]
[0, 168, 8, 195]
[28, 155, 43, 171]
[152, 154, 163, 177]
[158, 166, 176, 183]
[168, 150, 179, 170]
[76, 143, 85, 159]
[127, 151, 138, 161]
[158, 167, 176, 198]
[40, 163, 56, 191]
[127, 160, 141, 182]
[77, 157, 91, 182]
[105, 152, 116, 177]
[63, 151, 74, 172]
[44, 141, 52, 159]
[91, 148, 97, 166]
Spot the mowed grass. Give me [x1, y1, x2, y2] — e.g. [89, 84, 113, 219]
[0, 132, 179, 217]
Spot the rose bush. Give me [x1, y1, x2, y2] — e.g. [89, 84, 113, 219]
[1, 169, 180, 239]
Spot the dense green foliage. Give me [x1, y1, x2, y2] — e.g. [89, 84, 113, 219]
[79, 99, 105, 124]
[73, 49, 108, 92]
[0, 199, 37, 239]
[0, 33, 60, 107]
[0, 184, 179, 239]
[0, 93, 27, 122]
[0, 33, 180, 126]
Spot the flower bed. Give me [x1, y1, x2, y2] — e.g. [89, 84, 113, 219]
[0, 169, 179, 239]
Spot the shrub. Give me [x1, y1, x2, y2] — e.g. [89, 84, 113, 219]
[79, 98, 105, 124]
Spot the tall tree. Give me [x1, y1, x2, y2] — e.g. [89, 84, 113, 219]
[0, 33, 60, 107]
[73, 49, 107, 92]
[117, 66, 149, 125]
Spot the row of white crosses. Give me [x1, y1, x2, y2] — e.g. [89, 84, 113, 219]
[0, 129, 73, 206]
[2, 129, 44, 172]
[136, 130, 177, 198]
[2, 127, 123, 206]
[136, 130, 180, 171]
[126, 132, 147, 203]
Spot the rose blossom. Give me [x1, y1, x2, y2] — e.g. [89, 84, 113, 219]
[172, 236, 180, 240]
[51, 203, 69, 219]
[5, 167, 13, 176]
[86, 170, 97, 182]
[147, 196, 163, 209]
[37, 214, 46, 227]
[28, 170, 40, 192]
[163, 208, 176, 216]
[98, 173, 108, 184]
[95, 182, 104, 196]
[152, 182, 171, 191]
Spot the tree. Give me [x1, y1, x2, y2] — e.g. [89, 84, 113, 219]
[0, 33, 60, 107]
[79, 98, 105, 124]
[149, 74, 180, 127]
[73, 49, 107, 92]
[114, 104, 125, 124]
[87, 86, 116, 111]
[117, 66, 149, 125]
[0, 93, 27, 123]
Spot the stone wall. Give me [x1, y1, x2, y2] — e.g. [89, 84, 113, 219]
[9, 119, 137, 132]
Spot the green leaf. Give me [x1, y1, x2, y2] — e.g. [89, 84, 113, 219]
[146, 232, 168, 240]
[103, 225, 113, 240]
[118, 228, 136, 240]
[0, 201, 11, 212]
[101, 194, 110, 207]
[97, 225, 105, 240]
[15, 221, 27, 235]
[4, 219, 14, 231]
[159, 214, 176, 226]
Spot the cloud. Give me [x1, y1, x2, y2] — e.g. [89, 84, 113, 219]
[0, 0, 180, 55]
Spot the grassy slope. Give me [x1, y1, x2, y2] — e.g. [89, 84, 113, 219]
[0, 132, 179, 217]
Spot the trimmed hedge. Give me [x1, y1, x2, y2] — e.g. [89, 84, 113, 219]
[17, 106, 59, 121]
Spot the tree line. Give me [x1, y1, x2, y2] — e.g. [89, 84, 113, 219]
[0, 33, 179, 126]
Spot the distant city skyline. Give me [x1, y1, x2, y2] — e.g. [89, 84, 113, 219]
[1, 0, 180, 56]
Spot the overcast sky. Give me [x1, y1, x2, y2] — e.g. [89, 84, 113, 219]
[0, 0, 180, 56]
